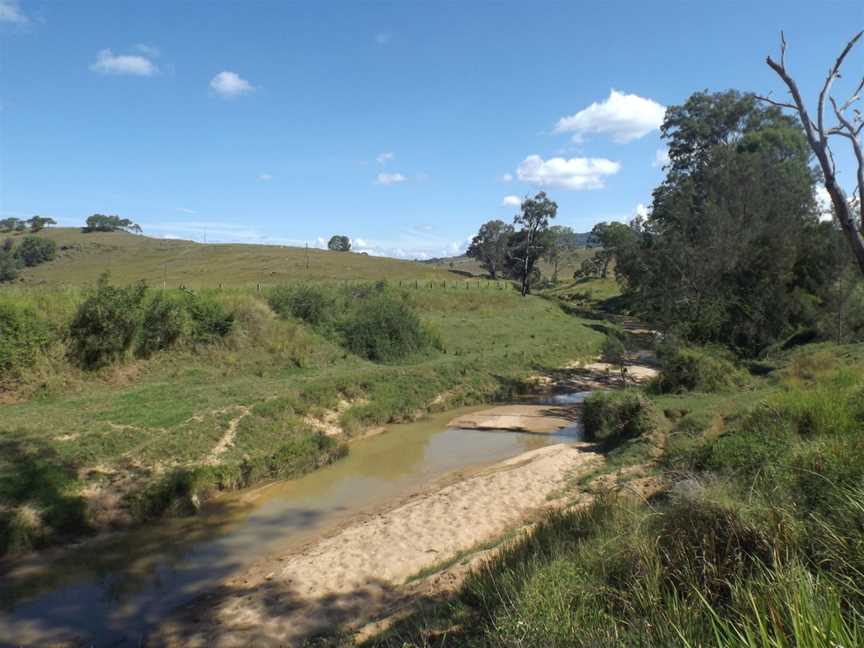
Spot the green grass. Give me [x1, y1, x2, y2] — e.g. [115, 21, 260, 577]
[0, 281, 605, 554]
[1, 228, 469, 288]
[362, 343, 864, 648]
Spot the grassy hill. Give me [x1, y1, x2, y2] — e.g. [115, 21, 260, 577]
[3, 228, 460, 289]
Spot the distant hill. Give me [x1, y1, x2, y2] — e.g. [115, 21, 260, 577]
[0, 228, 458, 289]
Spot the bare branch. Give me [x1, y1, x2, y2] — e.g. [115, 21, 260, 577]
[754, 93, 797, 111]
[840, 75, 864, 112]
[818, 31, 863, 137]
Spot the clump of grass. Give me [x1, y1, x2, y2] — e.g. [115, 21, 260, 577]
[652, 345, 749, 393]
[0, 299, 51, 382]
[582, 390, 661, 446]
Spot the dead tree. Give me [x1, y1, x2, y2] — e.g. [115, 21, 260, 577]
[759, 31, 864, 274]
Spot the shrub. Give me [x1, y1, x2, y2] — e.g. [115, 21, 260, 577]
[341, 293, 439, 362]
[68, 275, 147, 369]
[0, 248, 20, 282]
[180, 292, 233, 342]
[0, 301, 51, 378]
[652, 345, 748, 393]
[268, 284, 334, 326]
[600, 335, 626, 365]
[582, 390, 660, 445]
[137, 292, 190, 356]
[15, 235, 56, 267]
[653, 495, 774, 603]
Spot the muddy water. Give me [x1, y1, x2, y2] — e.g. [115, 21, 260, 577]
[0, 396, 587, 647]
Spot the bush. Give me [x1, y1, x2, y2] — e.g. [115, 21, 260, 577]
[268, 284, 334, 326]
[0, 248, 20, 282]
[68, 275, 147, 369]
[180, 291, 233, 342]
[582, 390, 660, 445]
[652, 345, 748, 393]
[601, 335, 626, 365]
[137, 292, 190, 357]
[341, 292, 439, 362]
[0, 301, 51, 378]
[15, 235, 56, 267]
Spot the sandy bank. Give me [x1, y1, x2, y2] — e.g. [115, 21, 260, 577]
[448, 403, 581, 433]
[157, 442, 601, 647]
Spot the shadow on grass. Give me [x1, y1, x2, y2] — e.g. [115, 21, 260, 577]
[0, 436, 90, 556]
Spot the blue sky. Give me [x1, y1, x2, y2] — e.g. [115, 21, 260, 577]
[1, 1, 863, 258]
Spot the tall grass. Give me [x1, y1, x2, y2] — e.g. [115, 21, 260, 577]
[365, 352, 864, 648]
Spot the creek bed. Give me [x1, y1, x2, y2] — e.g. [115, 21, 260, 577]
[0, 392, 589, 646]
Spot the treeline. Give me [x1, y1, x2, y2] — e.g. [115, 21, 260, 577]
[592, 90, 862, 356]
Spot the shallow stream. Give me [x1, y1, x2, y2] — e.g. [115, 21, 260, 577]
[0, 392, 590, 646]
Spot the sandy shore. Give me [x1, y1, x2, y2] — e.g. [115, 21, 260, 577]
[448, 403, 581, 433]
[157, 442, 601, 647]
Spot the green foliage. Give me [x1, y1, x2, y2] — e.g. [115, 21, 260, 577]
[269, 283, 440, 362]
[0, 247, 21, 282]
[82, 213, 142, 234]
[27, 216, 56, 233]
[600, 335, 626, 365]
[507, 192, 558, 296]
[68, 275, 147, 369]
[582, 390, 659, 445]
[653, 345, 749, 393]
[617, 90, 849, 356]
[137, 292, 190, 357]
[327, 235, 351, 251]
[268, 283, 334, 326]
[0, 301, 50, 379]
[341, 292, 439, 362]
[15, 235, 57, 267]
[466, 219, 515, 280]
[180, 291, 234, 342]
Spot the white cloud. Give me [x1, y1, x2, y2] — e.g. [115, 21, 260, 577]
[554, 90, 666, 144]
[501, 195, 521, 207]
[653, 147, 670, 168]
[375, 33, 392, 45]
[0, 0, 27, 23]
[376, 151, 394, 164]
[90, 49, 158, 76]
[355, 237, 368, 247]
[315, 236, 327, 249]
[499, 173, 513, 183]
[516, 154, 620, 190]
[376, 172, 406, 186]
[210, 71, 255, 98]
[634, 203, 649, 219]
[176, 207, 197, 214]
[258, 173, 273, 181]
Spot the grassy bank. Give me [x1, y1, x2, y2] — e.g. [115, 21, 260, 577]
[364, 343, 864, 648]
[0, 282, 605, 555]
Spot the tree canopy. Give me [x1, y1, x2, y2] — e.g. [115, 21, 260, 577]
[327, 235, 351, 252]
[83, 214, 142, 234]
[466, 219, 514, 280]
[510, 192, 557, 295]
[616, 90, 849, 355]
